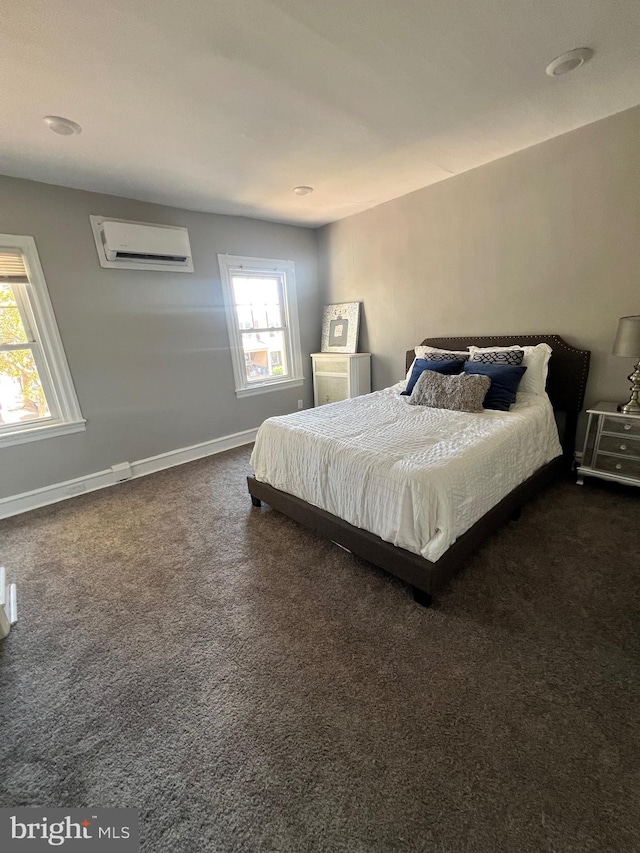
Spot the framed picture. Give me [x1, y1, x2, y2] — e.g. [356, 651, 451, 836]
[321, 302, 361, 353]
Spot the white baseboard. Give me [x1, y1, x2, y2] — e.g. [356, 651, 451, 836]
[0, 427, 258, 520]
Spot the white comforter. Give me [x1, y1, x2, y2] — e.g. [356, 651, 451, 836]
[251, 385, 562, 562]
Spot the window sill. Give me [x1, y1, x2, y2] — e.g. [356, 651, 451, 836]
[0, 419, 87, 449]
[235, 378, 304, 399]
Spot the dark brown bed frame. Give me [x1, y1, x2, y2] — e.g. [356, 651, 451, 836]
[247, 335, 590, 607]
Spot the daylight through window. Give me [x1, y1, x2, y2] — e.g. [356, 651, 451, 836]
[219, 255, 303, 398]
[0, 236, 84, 447]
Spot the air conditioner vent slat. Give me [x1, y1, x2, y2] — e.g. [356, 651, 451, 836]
[114, 252, 188, 263]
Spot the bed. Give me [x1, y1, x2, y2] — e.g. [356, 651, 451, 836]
[247, 335, 590, 606]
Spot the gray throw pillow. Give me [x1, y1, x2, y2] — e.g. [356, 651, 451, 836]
[408, 369, 491, 413]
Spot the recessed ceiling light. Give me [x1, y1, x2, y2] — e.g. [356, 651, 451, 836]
[293, 186, 313, 196]
[545, 47, 593, 77]
[43, 115, 82, 136]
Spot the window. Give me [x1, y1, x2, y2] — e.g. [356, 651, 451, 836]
[0, 235, 84, 447]
[218, 254, 304, 397]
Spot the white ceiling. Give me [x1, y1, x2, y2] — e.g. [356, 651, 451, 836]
[1, 0, 639, 227]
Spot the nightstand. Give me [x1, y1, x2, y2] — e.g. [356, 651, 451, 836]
[577, 402, 640, 487]
[311, 353, 371, 406]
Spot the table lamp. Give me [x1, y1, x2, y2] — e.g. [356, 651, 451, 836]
[612, 315, 640, 414]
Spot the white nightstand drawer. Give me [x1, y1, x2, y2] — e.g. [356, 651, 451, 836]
[313, 357, 349, 375]
[602, 416, 640, 438]
[597, 434, 640, 459]
[315, 374, 349, 405]
[594, 453, 640, 479]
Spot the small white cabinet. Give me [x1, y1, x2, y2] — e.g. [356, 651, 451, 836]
[311, 353, 371, 407]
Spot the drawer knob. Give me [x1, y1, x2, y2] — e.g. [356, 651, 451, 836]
[615, 463, 622, 470]
[624, 424, 632, 430]
[620, 444, 627, 451]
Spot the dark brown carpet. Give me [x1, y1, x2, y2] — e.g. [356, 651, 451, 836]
[1, 446, 639, 852]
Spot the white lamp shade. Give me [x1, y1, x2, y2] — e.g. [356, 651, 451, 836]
[612, 315, 640, 358]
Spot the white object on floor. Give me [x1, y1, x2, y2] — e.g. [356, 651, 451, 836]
[0, 566, 18, 639]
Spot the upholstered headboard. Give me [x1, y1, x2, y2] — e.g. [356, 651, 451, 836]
[405, 334, 591, 459]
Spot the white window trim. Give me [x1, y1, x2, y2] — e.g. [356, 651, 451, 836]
[218, 254, 304, 398]
[0, 234, 85, 448]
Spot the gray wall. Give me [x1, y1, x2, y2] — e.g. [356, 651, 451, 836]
[0, 176, 319, 498]
[319, 106, 640, 418]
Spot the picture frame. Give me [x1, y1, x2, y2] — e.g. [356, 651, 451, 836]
[321, 302, 361, 353]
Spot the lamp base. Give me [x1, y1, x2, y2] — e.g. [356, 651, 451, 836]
[618, 361, 640, 415]
[618, 400, 640, 414]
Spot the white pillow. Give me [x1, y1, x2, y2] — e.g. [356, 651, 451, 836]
[414, 345, 469, 359]
[468, 343, 552, 396]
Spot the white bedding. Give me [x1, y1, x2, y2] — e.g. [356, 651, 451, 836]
[250, 385, 562, 562]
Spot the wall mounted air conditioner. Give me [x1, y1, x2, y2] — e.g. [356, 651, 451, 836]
[90, 216, 194, 272]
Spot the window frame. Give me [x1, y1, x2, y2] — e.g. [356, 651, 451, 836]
[0, 234, 85, 448]
[218, 254, 304, 398]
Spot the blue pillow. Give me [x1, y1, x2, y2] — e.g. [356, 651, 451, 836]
[402, 358, 465, 396]
[463, 362, 527, 411]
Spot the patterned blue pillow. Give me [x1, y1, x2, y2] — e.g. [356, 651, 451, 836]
[402, 358, 465, 396]
[463, 362, 527, 411]
[422, 351, 469, 362]
[471, 349, 524, 366]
